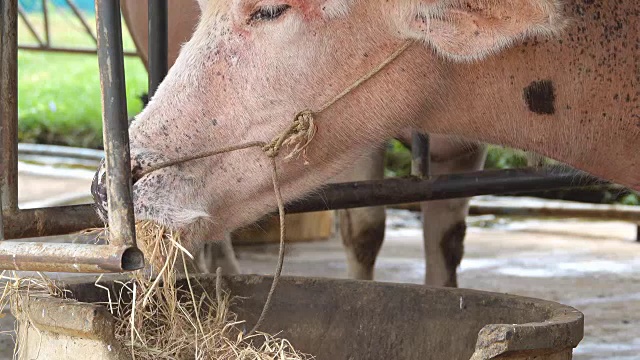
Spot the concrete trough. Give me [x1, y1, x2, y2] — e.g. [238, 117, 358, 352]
[13, 275, 583, 360]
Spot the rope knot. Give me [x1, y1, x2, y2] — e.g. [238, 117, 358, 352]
[263, 110, 317, 164]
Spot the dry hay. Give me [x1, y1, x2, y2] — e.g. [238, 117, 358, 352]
[114, 221, 311, 360]
[0, 222, 311, 360]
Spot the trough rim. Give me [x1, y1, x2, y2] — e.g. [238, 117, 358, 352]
[14, 274, 584, 360]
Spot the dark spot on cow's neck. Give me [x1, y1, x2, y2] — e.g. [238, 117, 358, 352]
[523, 80, 556, 115]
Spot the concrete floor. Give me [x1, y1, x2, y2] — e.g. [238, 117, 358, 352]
[1, 171, 639, 359]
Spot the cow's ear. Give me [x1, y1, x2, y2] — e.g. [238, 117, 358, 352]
[396, 0, 567, 62]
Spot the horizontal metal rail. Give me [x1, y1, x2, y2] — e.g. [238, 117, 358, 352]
[3, 168, 604, 240]
[18, 44, 138, 56]
[468, 202, 640, 222]
[3, 205, 103, 239]
[0, 242, 143, 272]
[284, 168, 603, 213]
[18, 143, 104, 161]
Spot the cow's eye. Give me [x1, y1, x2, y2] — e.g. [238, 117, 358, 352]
[249, 4, 291, 23]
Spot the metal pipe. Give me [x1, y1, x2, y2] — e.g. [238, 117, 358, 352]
[18, 44, 139, 56]
[148, 0, 168, 98]
[0, 242, 144, 272]
[64, 0, 98, 44]
[411, 132, 430, 178]
[18, 5, 45, 46]
[95, 0, 137, 248]
[3, 206, 103, 239]
[2, 169, 605, 239]
[1, 0, 19, 213]
[468, 203, 640, 222]
[636, 225, 640, 243]
[42, 0, 50, 46]
[285, 168, 603, 213]
[18, 143, 104, 161]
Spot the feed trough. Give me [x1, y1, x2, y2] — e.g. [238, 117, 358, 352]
[13, 275, 583, 360]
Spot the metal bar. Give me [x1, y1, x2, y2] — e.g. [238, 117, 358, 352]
[1, 0, 19, 213]
[18, 44, 138, 56]
[42, 0, 50, 46]
[468, 203, 640, 222]
[411, 132, 430, 178]
[148, 0, 168, 98]
[18, 143, 104, 161]
[636, 225, 640, 243]
[0, 242, 143, 272]
[18, 5, 45, 46]
[95, 0, 137, 247]
[2, 169, 605, 240]
[285, 168, 602, 213]
[3, 206, 103, 239]
[65, 0, 98, 44]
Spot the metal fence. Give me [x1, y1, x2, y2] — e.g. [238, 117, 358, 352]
[0, 0, 636, 273]
[17, 0, 137, 56]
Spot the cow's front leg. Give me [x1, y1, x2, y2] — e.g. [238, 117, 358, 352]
[422, 139, 487, 287]
[338, 147, 387, 280]
[339, 206, 386, 280]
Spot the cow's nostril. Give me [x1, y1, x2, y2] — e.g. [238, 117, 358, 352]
[91, 159, 109, 222]
[131, 165, 143, 186]
[131, 160, 144, 186]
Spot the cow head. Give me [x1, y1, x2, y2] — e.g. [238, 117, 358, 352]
[93, 0, 565, 252]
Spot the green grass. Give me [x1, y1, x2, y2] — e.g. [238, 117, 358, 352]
[17, 9, 147, 149]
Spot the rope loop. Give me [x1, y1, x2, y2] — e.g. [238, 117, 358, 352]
[263, 110, 317, 164]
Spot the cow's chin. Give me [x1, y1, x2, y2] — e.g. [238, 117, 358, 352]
[133, 198, 214, 259]
[133, 203, 210, 231]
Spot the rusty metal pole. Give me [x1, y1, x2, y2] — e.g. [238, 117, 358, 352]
[148, 0, 168, 98]
[0, 0, 19, 214]
[412, 132, 431, 178]
[0, 242, 144, 272]
[95, 0, 137, 248]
